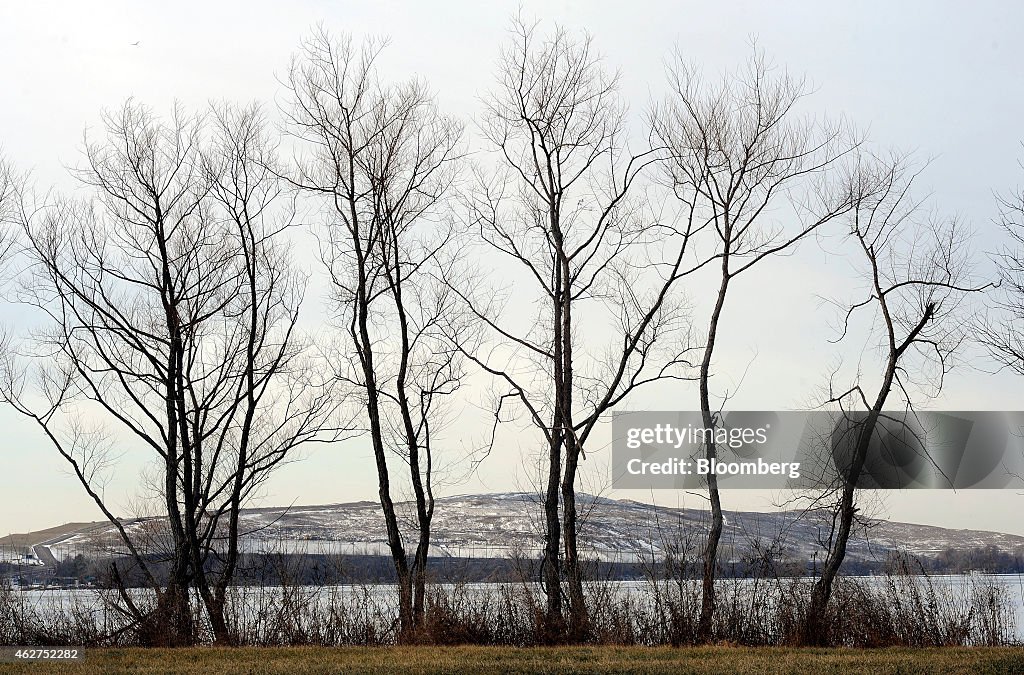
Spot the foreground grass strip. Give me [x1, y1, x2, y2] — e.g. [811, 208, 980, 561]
[0, 646, 1023, 674]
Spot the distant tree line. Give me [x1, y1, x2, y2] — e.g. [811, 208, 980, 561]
[922, 546, 1024, 575]
[10, 543, 1023, 591]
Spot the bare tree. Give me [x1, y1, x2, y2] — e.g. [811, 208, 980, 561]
[457, 18, 699, 639]
[281, 28, 465, 639]
[652, 49, 859, 640]
[803, 151, 987, 643]
[0, 101, 340, 645]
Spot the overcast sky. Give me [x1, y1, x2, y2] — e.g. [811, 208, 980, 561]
[2, 0, 1023, 538]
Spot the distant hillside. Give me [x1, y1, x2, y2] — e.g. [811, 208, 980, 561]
[14, 493, 1024, 572]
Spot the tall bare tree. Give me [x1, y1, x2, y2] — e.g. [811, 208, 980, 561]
[281, 29, 465, 639]
[652, 49, 858, 639]
[804, 152, 987, 643]
[457, 18, 699, 639]
[0, 101, 340, 645]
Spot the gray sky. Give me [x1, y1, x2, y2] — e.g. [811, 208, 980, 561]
[1, 0, 1023, 538]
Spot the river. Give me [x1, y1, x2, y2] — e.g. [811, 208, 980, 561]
[5, 574, 1023, 643]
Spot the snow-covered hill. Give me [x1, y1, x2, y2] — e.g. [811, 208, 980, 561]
[29, 492, 1024, 566]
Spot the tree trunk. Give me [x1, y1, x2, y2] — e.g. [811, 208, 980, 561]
[805, 408, 883, 644]
[541, 426, 564, 635]
[697, 255, 730, 642]
[697, 474, 723, 641]
[541, 251, 567, 637]
[804, 302, 931, 643]
[205, 594, 232, 646]
[561, 446, 588, 640]
[150, 563, 194, 646]
[412, 532, 429, 628]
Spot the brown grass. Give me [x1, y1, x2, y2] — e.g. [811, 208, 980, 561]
[1, 645, 1023, 674]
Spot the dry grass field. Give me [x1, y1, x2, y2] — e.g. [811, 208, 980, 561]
[1, 646, 1023, 675]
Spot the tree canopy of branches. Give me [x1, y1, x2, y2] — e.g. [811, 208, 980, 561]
[982, 166, 1024, 376]
[281, 28, 465, 639]
[651, 49, 860, 639]
[803, 151, 987, 644]
[458, 18, 699, 639]
[0, 101, 342, 645]
[0, 154, 19, 267]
